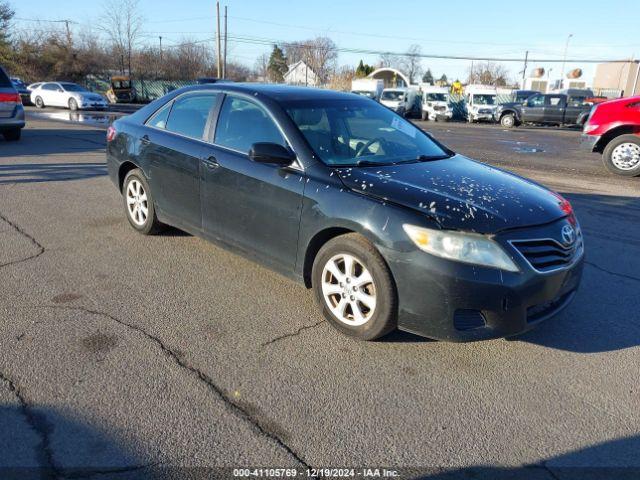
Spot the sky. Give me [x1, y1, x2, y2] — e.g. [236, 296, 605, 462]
[12, 0, 640, 85]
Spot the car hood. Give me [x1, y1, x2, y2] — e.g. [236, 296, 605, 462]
[335, 155, 566, 234]
[498, 102, 521, 109]
[75, 92, 104, 101]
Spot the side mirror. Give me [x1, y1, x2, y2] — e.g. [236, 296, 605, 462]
[249, 142, 295, 167]
[58, 88, 64, 92]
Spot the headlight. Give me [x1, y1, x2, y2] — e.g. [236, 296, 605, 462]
[402, 224, 520, 272]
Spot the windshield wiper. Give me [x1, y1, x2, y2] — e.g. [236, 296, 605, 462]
[355, 159, 392, 167]
[415, 154, 452, 162]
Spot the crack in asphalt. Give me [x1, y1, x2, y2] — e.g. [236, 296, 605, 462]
[0, 371, 61, 479]
[585, 260, 640, 283]
[261, 320, 326, 347]
[0, 212, 46, 269]
[42, 305, 310, 468]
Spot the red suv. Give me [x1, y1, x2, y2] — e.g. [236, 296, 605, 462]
[581, 95, 640, 176]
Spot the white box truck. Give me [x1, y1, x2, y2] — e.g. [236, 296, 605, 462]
[350, 78, 384, 101]
[380, 87, 418, 117]
[464, 84, 498, 122]
[419, 85, 452, 121]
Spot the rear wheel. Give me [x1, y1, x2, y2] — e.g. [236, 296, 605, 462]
[602, 134, 640, 177]
[122, 169, 165, 234]
[500, 113, 516, 128]
[2, 128, 21, 141]
[312, 233, 397, 340]
[35, 96, 45, 108]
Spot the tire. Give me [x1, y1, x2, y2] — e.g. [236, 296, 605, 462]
[602, 134, 640, 177]
[421, 110, 428, 121]
[312, 233, 397, 340]
[35, 96, 45, 109]
[500, 113, 516, 128]
[122, 169, 165, 234]
[2, 128, 21, 141]
[69, 98, 78, 111]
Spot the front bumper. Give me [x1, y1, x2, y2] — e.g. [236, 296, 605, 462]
[78, 99, 109, 109]
[470, 112, 495, 121]
[580, 133, 600, 152]
[384, 219, 584, 341]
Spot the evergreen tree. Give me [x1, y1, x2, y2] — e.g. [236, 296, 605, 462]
[355, 59, 374, 78]
[267, 45, 288, 83]
[422, 68, 434, 84]
[439, 73, 448, 84]
[0, 1, 15, 69]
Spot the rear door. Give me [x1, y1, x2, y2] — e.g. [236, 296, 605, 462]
[142, 91, 220, 230]
[564, 95, 587, 124]
[543, 95, 565, 124]
[520, 94, 545, 122]
[200, 93, 305, 270]
[38, 83, 61, 106]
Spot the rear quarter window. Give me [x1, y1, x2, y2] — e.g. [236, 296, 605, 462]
[0, 68, 12, 88]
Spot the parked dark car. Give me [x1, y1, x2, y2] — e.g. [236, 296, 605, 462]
[106, 84, 584, 341]
[495, 92, 592, 128]
[11, 77, 31, 105]
[0, 66, 25, 141]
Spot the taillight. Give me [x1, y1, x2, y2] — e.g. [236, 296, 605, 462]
[106, 126, 116, 142]
[0, 92, 20, 104]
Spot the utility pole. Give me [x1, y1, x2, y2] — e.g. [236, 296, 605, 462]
[216, 1, 222, 78]
[64, 20, 72, 46]
[223, 5, 228, 78]
[561, 33, 573, 88]
[521, 50, 529, 89]
[159, 36, 163, 63]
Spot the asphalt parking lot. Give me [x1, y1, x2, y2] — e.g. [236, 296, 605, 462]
[1, 110, 639, 479]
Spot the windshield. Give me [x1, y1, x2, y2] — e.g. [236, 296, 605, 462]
[473, 94, 496, 105]
[381, 91, 405, 101]
[61, 83, 87, 92]
[425, 93, 447, 102]
[113, 80, 131, 89]
[285, 99, 450, 167]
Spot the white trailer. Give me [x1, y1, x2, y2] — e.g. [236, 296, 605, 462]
[380, 87, 419, 117]
[351, 78, 384, 101]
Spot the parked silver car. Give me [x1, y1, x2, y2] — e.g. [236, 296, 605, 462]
[0, 66, 25, 141]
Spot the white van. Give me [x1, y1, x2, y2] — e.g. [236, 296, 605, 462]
[464, 85, 498, 122]
[380, 88, 418, 117]
[420, 85, 452, 121]
[351, 78, 384, 101]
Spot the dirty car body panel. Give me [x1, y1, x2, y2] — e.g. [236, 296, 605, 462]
[106, 84, 584, 341]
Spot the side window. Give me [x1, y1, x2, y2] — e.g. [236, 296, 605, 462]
[42, 83, 58, 91]
[568, 96, 586, 107]
[164, 93, 218, 140]
[215, 96, 286, 153]
[146, 102, 172, 129]
[546, 96, 562, 107]
[527, 94, 544, 107]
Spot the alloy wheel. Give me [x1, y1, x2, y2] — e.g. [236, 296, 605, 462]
[321, 253, 376, 326]
[126, 179, 149, 226]
[611, 143, 640, 170]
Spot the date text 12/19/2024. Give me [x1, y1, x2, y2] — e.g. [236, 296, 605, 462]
[233, 468, 400, 478]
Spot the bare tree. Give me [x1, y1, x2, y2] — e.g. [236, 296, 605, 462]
[466, 61, 511, 86]
[99, 0, 144, 75]
[377, 52, 401, 69]
[327, 65, 355, 92]
[400, 44, 422, 84]
[283, 36, 337, 84]
[253, 52, 269, 81]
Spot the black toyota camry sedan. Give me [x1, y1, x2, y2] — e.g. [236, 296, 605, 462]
[106, 84, 584, 341]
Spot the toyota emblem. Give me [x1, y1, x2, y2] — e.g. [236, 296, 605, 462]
[561, 224, 576, 246]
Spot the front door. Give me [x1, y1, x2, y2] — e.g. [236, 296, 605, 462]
[520, 94, 545, 123]
[543, 95, 565, 124]
[201, 94, 305, 270]
[143, 91, 220, 230]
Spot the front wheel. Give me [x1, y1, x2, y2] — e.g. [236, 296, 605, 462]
[500, 113, 516, 128]
[122, 169, 165, 234]
[602, 134, 640, 176]
[312, 233, 397, 340]
[69, 98, 78, 111]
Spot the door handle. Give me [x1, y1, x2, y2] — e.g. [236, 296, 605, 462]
[140, 135, 150, 145]
[202, 156, 219, 169]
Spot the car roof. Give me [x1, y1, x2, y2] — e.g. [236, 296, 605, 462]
[179, 83, 357, 102]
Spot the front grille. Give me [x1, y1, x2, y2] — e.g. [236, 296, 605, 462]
[434, 105, 446, 111]
[453, 309, 486, 331]
[510, 235, 583, 273]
